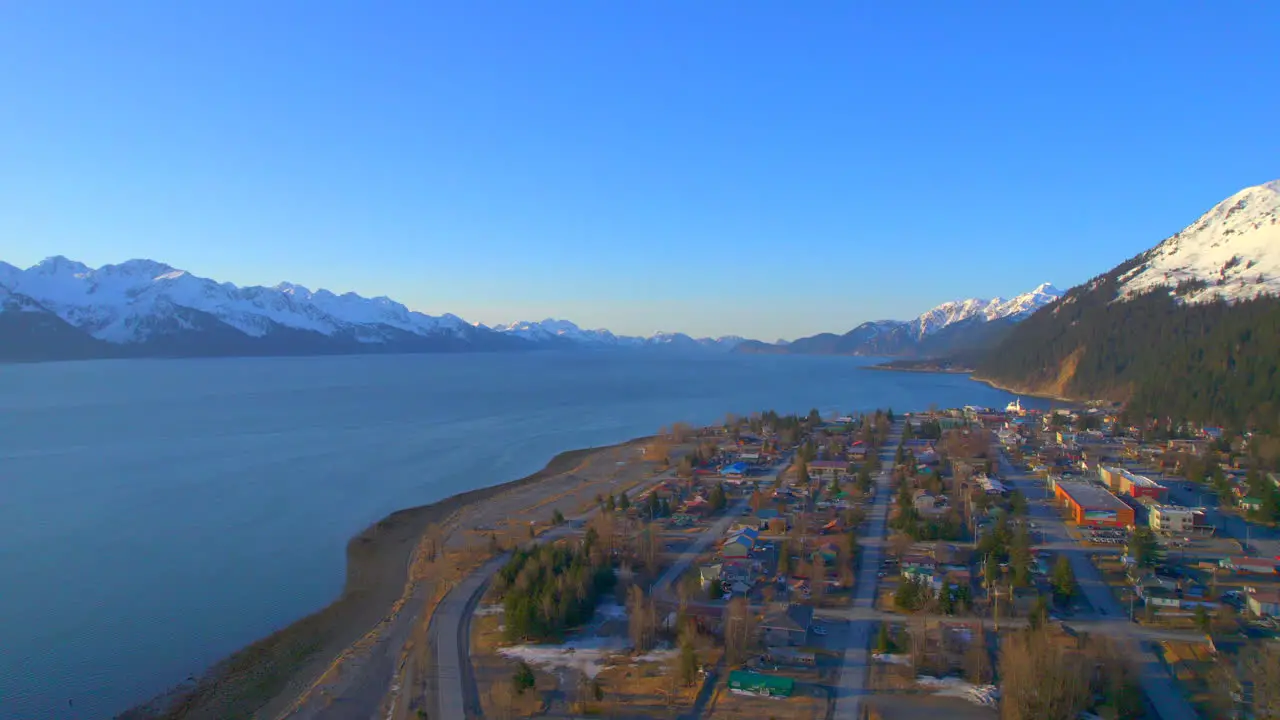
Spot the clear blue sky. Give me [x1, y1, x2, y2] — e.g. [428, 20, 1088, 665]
[1, 2, 1276, 340]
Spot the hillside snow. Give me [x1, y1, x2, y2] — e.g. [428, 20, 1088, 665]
[1118, 179, 1280, 303]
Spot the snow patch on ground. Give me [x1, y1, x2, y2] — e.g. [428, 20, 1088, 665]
[915, 675, 1000, 707]
[871, 652, 911, 665]
[495, 601, 672, 679]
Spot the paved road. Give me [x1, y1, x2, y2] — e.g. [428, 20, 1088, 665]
[831, 423, 900, 720]
[652, 454, 788, 600]
[1158, 470, 1280, 560]
[999, 453, 1201, 720]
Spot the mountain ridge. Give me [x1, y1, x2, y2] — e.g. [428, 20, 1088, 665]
[734, 283, 1060, 357]
[0, 256, 759, 361]
[975, 178, 1280, 430]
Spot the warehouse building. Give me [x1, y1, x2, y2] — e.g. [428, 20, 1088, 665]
[1054, 480, 1135, 528]
[1100, 465, 1167, 501]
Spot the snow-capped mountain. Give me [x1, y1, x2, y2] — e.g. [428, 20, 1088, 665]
[734, 284, 1060, 357]
[0, 256, 532, 360]
[907, 282, 1061, 338]
[1117, 179, 1280, 303]
[491, 318, 748, 351]
[0, 256, 475, 344]
[0, 256, 760, 361]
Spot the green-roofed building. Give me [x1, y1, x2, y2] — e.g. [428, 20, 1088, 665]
[728, 670, 795, 697]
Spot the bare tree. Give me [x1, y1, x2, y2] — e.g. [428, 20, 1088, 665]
[670, 420, 691, 443]
[627, 585, 658, 652]
[964, 623, 992, 684]
[998, 628, 1092, 720]
[889, 532, 915, 560]
[724, 597, 755, 665]
[423, 523, 445, 562]
[637, 523, 658, 571]
[1243, 643, 1280, 719]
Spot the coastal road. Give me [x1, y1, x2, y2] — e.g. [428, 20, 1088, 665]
[430, 474, 671, 720]
[998, 453, 1200, 720]
[433, 452, 792, 720]
[831, 422, 900, 720]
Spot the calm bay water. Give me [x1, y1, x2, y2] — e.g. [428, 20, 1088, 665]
[0, 352, 1046, 719]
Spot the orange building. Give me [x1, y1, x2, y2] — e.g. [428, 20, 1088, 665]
[1054, 480, 1134, 528]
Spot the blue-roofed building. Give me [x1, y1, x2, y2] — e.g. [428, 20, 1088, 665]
[722, 462, 749, 478]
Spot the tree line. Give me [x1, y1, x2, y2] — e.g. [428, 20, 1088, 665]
[978, 273, 1280, 434]
[494, 542, 615, 641]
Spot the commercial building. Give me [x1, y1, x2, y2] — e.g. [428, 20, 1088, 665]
[1150, 505, 1196, 534]
[1100, 466, 1167, 501]
[1054, 480, 1135, 528]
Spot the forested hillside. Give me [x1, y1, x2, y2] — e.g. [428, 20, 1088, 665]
[976, 272, 1280, 432]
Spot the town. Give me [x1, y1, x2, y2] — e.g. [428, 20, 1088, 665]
[426, 403, 1280, 720]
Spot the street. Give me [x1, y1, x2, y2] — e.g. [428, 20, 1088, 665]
[998, 453, 1200, 720]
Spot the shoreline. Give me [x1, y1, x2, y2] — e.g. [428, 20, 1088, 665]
[967, 373, 1080, 403]
[118, 438, 647, 720]
[862, 364, 973, 374]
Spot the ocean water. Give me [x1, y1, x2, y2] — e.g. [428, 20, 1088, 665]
[0, 352, 1047, 719]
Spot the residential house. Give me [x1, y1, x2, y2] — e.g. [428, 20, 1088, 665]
[1240, 496, 1266, 512]
[1220, 557, 1278, 575]
[699, 563, 723, 589]
[761, 603, 813, 646]
[1247, 588, 1280, 618]
[722, 536, 753, 559]
[913, 491, 938, 513]
[807, 460, 850, 482]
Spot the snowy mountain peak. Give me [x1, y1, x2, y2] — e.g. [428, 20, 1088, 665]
[0, 256, 474, 344]
[908, 284, 1062, 338]
[33, 255, 92, 277]
[1118, 179, 1280, 304]
[492, 319, 747, 350]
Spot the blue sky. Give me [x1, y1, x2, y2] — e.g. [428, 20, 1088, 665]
[1, 2, 1277, 340]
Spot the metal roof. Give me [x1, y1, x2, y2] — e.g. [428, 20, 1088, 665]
[1056, 480, 1130, 511]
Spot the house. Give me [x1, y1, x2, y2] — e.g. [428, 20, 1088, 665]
[811, 542, 839, 565]
[764, 647, 816, 666]
[807, 460, 850, 481]
[722, 462, 749, 478]
[1239, 496, 1266, 512]
[1247, 588, 1280, 618]
[848, 442, 870, 460]
[699, 564, 723, 589]
[1220, 557, 1278, 575]
[728, 670, 795, 697]
[761, 603, 813, 646]
[722, 537, 753, 559]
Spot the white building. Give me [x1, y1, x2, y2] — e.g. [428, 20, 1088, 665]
[1150, 505, 1195, 534]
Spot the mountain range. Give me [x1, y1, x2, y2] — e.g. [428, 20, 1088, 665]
[733, 283, 1061, 357]
[0, 258, 767, 361]
[0, 252, 1058, 362]
[975, 178, 1280, 430]
[9, 179, 1271, 368]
